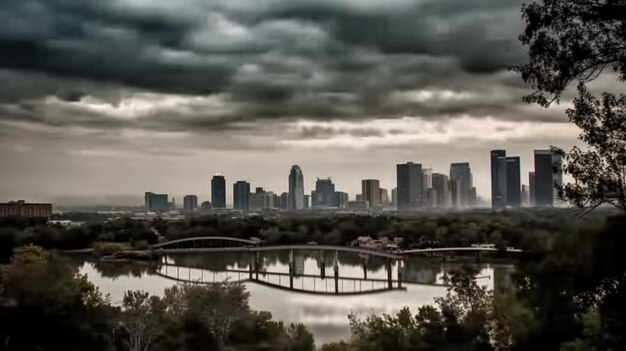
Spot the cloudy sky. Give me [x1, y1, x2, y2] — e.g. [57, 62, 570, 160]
[0, 0, 600, 206]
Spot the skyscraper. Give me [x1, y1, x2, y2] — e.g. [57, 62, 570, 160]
[397, 162, 423, 210]
[335, 191, 349, 209]
[506, 157, 521, 208]
[432, 173, 450, 208]
[490, 150, 508, 209]
[288, 165, 305, 210]
[361, 179, 381, 209]
[313, 177, 336, 208]
[450, 162, 474, 207]
[450, 179, 462, 208]
[521, 184, 530, 206]
[529, 172, 536, 206]
[534, 150, 563, 206]
[251, 187, 276, 210]
[145, 192, 168, 212]
[233, 181, 251, 211]
[211, 174, 226, 209]
[552, 152, 564, 206]
[279, 192, 289, 210]
[183, 195, 198, 211]
[380, 188, 390, 207]
[422, 169, 433, 193]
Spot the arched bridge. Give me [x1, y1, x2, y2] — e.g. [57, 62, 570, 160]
[403, 247, 523, 254]
[152, 236, 260, 249]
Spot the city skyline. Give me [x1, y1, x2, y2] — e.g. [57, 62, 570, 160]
[0, 0, 592, 207]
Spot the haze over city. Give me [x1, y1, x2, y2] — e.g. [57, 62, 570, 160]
[1, 0, 611, 206]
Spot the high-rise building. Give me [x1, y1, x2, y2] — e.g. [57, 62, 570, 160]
[534, 150, 562, 206]
[380, 188, 390, 207]
[183, 195, 198, 212]
[450, 179, 462, 208]
[233, 181, 251, 211]
[145, 192, 169, 212]
[200, 201, 212, 211]
[521, 185, 530, 207]
[397, 162, 423, 210]
[211, 175, 226, 209]
[391, 188, 398, 207]
[422, 169, 433, 193]
[313, 177, 336, 208]
[303, 194, 311, 209]
[279, 192, 289, 210]
[288, 165, 305, 210]
[450, 162, 474, 207]
[432, 173, 451, 208]
[335, 191, 349, 209]
[490, 150, 508, 209]
[251, 187, 276, 210]
[0, 200, 52, 218]
[361, 179, 381, 209]
[506, 157, 521, 208]
[529, 172, 536, 206]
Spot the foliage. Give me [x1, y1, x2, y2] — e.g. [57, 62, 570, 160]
[94, 241, 130, 258]
[514, 0, 626, 212]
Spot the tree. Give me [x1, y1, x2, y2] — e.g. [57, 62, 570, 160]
[120, 291, 164, 351]
[513, 0, 626, 212]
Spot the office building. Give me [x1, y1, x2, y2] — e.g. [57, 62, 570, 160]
[529, 172, 536, 206]
[450, 179, 463, 208]
[450, 162, 474, 207]
[361, 179, 381, 209]
[211, 174, 226, 209]
[144, 192, 169, 212]
[380, 188, 390, 207]
[304, 194, 311, 209]
[422, 169, 433, 192]
[391, 188, 397, 207]
[335, 191, 349, 209]
[347, 200, 369, 211]
[521, 185, 530, 206]
[200, 201, 212, 211]
[506, 157, 521, 208]
[490, 150, 508, 209]
[279, 192, 289, 210]
[251, 187, 276, 210]
[0, 200, 52, 218]
[397, 162, 423, 210]
[432, 173, 451, 208]
[183, 195, 198, 212]
[233, 181, 251, 211]
[288, 165, 305, 210]
[313, 177, 336, 208]
[534, 150, 563, 206]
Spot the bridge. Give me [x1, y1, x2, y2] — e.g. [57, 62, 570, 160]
[150, 236, 522, 259]
[154, 257, 446, 296]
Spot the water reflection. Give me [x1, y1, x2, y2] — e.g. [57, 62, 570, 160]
[77, 250, 514, 344]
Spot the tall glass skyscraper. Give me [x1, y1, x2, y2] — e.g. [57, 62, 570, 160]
[361, 179, 381, 209]
[506, 157, 521, 207]
[396, 162, 423, 210]
[490, 150, 507, 209]
[313, 177, 336, 208]
[211, 174, 226, 209]
[450, 162, 473, 207]
[144, 192, 168, 212]
[233, 181, 250, 211]
[534, 150, 563, 206]
[288, 165, 304, 210]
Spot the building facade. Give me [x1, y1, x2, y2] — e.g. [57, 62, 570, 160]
[432, 173, 451, 208]
[211, 175, 226, 209]
[183, 195, 198, 212]
[534, 150, 562, 206]
[0, 200, 52, 218]
[396, 162, 423, 210]
[450, 162, 474, 207]
[490, 150, 508, 209]
[313, 177, 336, 208]
[233, 181, 251, 211]
[288, 165, 305, 210]
[145, 192, 169, 212]
[506, 157, 521, 208]
[361, 179, 381, 209]
[335, 191, 349, 209]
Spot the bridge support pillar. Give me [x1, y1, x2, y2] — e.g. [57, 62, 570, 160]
[255, 251, 260, 280]
[334, 250, 339, 294]
[387, 258, 392, 289]
[397, 259, 403, 289]
[289, 249, 294, 289]
[249, 252, 254, 280]
[475, 251, 481, 263]
[320, 250, 325, 279]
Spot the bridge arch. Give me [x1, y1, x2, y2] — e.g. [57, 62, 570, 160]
[152, 236, 259, 249]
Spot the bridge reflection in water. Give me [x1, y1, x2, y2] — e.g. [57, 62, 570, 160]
[155, 249, 447, 296]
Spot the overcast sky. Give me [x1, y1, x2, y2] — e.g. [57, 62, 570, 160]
[0, 0, 606, 206]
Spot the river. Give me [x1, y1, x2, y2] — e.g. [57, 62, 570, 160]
[77, 250, 515, 345]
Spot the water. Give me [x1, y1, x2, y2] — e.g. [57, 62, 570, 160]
[77, 250, 514, 345]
